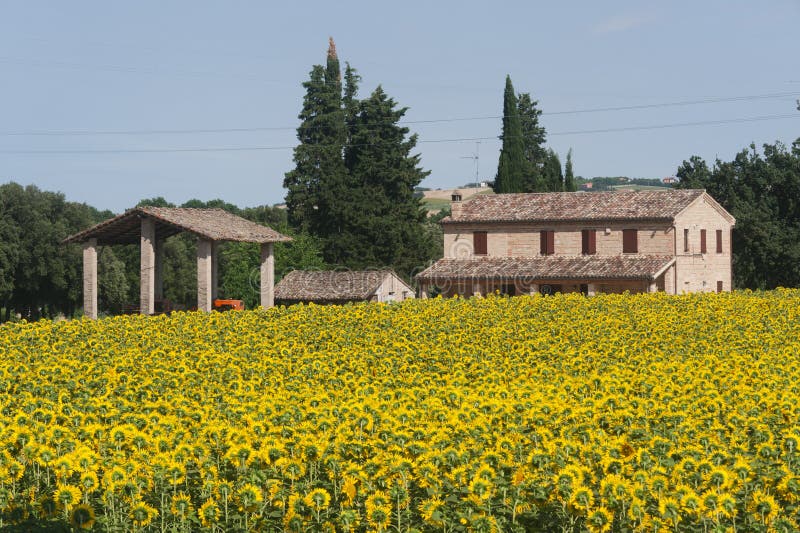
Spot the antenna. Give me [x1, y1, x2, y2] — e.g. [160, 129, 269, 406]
[460, 141, 481, 183]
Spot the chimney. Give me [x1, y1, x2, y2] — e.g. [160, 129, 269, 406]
[450, 191, 463, 218]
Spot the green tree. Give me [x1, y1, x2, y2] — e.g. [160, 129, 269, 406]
[541, 149, 564, 192]
[517, 92, 548, 191]
[564, 148, 577, 192]
[98, 247, 129, 314]
[676, 155, 713, 188]
[284, 39, 349, 236]
[494, 76, 525, 193]
[676, 141, 800, 289]
[342, 86, 435, 275]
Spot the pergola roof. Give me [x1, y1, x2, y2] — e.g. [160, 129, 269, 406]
[63, 207, 292, 245]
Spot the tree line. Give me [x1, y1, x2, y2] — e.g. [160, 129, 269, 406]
[2, 43, 798, 320]
[675, 140, 800, 289]
[0, 186, 327, 320]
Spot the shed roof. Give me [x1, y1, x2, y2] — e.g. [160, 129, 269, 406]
[275, 269, 408, 302]
[416, 255, 675, 283]
[63, 207, 292, 245]
[444, 189, 707, 224]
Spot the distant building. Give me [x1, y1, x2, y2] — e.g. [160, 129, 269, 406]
[662, 176, 678, 184]
[417, 189, 735, 297]
[274, 270, 415, 305]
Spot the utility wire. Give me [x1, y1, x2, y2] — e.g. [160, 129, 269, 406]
[0, 113, 796, 155]
[1, 92, 798, 137]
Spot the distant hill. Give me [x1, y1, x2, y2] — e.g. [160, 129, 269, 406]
[418, 186, 494, 213]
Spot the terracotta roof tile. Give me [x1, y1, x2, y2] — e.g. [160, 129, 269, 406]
[444, 189, 705, 224]
[275, 270, 406, 302]
[416, 256, 675, 283]
[63, 207, 291, 245]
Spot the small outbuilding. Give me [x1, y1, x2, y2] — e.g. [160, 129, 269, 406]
[63, 206, 291, 318]
[274, 270, 415, 305]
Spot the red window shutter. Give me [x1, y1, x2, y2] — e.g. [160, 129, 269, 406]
[473, 231, 487, 255]
[717, 281, 723, 293]
[716, 230, 723, 253]
[582, 229, 596, 255]
[540, 230, 554, 255]
[700, 229, 707, 254]
[622, 229, 638, 253]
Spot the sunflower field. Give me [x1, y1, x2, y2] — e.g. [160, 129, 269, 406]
[1, 290, 800, 532]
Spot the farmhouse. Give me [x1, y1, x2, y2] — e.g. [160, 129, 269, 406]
[64, 207, 291, 318]
[416, 189, 735, 297]
[275, 269, 414, 305]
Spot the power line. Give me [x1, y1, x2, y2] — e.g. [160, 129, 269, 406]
[1, 92, 798, 137]
[0, 113, 796, 155]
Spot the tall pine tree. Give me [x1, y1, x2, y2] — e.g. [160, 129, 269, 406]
[494, 76, 525, 193]
[542, 149, 564, 192]
[344, 86, 433, 274]
[284, 39, 437, 275]
[284, 38, 348, 238]
[517, 92, 548, 191]
[564, 148, 577, 192]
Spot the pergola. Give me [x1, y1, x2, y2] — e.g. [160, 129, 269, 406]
[63, 207, 291, 319]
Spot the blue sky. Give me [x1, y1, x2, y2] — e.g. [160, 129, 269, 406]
[1, 1, 799, 212]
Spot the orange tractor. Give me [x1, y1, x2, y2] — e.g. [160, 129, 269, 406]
[213, 299, 245, 311]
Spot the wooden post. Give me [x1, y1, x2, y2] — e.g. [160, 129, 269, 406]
[140, 218, 156, 315]
[260, 242, 274, 308]
[211, 241, 219, 302]
[82, 238, 98, 319]
[197, 239, 213, 312]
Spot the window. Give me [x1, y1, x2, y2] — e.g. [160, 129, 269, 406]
[622, 229, 638, 254]
[700, 229, 707, 254]
[540, 230, 554, 255]
[473, 231, 487, 255]
[581, 229, 596, 255]
[716, 229, 723, 253]
[717, 281, 723, 293]
[684, 228, 689, 253]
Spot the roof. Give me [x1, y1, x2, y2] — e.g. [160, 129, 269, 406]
[275, 270, 408, 302]
[63, 207, 292, 245]
[443, 189, 707, 224]
[416, 255, 675, 283]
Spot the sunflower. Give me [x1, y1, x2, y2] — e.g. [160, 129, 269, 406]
[129, 500, 158, 528]
[69, 504, 96, 530]
[585, 507, 614, 533]
[199, 497, 220, 528]
[304, 487, 331, 511]
[53, 484, 82, 511]
[237, 483, 264, 513]
[170, 492, 193, 519]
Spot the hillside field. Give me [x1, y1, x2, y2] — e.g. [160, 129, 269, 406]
[1, 291, 799, 531]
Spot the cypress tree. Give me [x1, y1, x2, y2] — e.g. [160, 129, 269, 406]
[542, 149, 564, 191]
[564, 148, 577, 192]
[517, 92, 547, 191]
[284, 38, 348, 239]
[494, 76, 525, 193]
